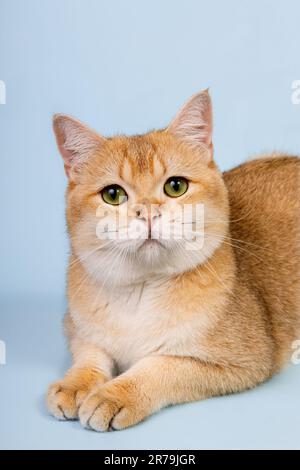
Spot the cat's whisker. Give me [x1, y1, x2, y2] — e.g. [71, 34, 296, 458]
[204, 233, 271, 262]
[98, 244, 129, 293]
[209, 232, 277, 254]
[72, 243, 122, 301]
[189, 226, 274, 254]
[172, 240, 207, 283]
[68, 242, 114, 269]
[203, 207, 254, 224]
[182, 227, 266, 263]
[203, 259, 239, 301]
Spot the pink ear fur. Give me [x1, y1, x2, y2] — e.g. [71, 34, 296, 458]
[53, 114, 104, 179]
[167, 89, 213, 162]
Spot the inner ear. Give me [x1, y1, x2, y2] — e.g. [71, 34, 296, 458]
[167, 89, 213, 159]
[53, 114, 105, 180]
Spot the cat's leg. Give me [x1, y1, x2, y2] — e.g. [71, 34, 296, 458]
[79, 355, 268, 431]
[47, 341, 114, 421]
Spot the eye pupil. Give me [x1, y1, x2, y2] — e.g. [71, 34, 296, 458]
[101, 185, 127, 205]
[170, 180, 180, 192]
[164, 177, 188, 198]
[108, 188, 117, 200]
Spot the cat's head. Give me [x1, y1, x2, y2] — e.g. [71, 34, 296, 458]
[54, 90, 229, 286]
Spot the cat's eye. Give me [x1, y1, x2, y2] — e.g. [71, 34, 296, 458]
[164, 177, 188, 198]
[101, 185, 127, 205]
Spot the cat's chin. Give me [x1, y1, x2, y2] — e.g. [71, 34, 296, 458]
[137, 238, 165, 254]
[138, 239, 164, 249]
[78, 233, 224, 287]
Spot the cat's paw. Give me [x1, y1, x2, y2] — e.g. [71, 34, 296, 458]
[46, 368, 107, 420]
[79, 379, 150, 431]
[46, 380, 91, 420]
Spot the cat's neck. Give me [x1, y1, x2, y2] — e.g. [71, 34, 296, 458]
[69, 240, 236, 307]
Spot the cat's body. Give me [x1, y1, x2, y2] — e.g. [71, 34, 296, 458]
[225, 156, 300, 370]
[47, 91, 300, 431]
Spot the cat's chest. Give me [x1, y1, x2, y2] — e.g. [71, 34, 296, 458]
[73, 281, 210, 372]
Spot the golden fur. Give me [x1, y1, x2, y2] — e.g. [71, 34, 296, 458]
[47, 91, 300, 431]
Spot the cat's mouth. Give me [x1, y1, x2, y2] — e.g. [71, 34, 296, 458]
[138, 239, 165, 251]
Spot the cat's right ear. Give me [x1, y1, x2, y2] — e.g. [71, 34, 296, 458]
[53, 114, 105, 180]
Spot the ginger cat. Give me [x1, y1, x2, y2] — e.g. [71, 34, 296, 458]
[47, 90, 300, 431]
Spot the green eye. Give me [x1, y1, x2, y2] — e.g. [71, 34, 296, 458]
[101, 185, 127, 205]
[164, 177, 188, 198]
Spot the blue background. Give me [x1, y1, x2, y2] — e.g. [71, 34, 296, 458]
[0, 0, 299, 449]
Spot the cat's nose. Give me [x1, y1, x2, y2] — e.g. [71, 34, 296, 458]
[136, 207, 161, 221]
[135, 205, 162, 234]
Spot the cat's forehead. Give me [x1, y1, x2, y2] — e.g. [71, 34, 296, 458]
[100, 134, 172, 187]
[88, 132, 205, 189]
[118, 137, 167, 183]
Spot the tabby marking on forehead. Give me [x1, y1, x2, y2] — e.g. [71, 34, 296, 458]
[119, 150, 167, 186]
[119, 158, 133, 183]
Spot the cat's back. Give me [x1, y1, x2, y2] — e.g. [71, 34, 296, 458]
[223, 155, 300, 262]
[224, 154, 300, 195]
[224, 156, 300, 363]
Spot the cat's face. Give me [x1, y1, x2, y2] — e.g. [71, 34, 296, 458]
[54, 90, 229, 286]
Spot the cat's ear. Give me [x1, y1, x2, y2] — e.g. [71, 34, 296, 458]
[167, 89, 213, 162]
[53, 114, 105, 180]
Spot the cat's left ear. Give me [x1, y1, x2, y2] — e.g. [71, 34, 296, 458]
[167, 89, 213, 162]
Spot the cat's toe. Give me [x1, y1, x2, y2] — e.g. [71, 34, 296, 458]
[46, 381, 87, 420]
[79, 380, 148, 431]
[79, 391, 120, 432]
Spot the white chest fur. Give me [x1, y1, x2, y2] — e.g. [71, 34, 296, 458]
[72, 278, 212, 373]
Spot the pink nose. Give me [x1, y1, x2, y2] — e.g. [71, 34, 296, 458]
[135, 205, 162, 235]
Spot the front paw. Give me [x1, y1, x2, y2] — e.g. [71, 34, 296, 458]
[79, 379, 151, 431]
[46, 368, 106, 420]
[47, 380, 91, 420]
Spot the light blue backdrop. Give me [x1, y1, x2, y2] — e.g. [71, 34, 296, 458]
[1, 0, 300, 297]
[1, 0, 300, 450]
